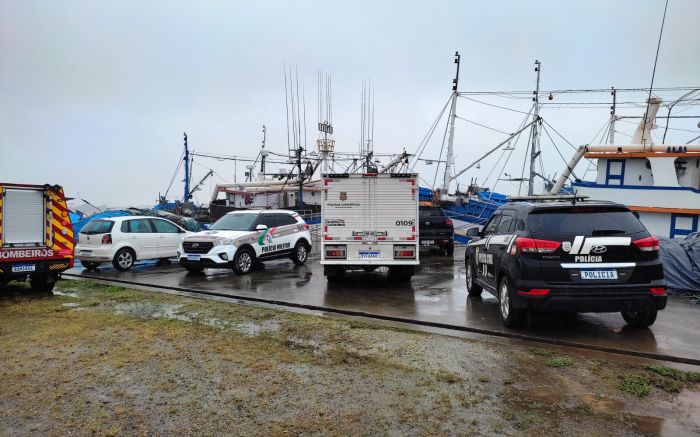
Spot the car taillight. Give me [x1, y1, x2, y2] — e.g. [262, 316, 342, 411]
[514, 237, 560, 254]
[650, 287, 667, 296]
[303, 224, 310, 230]
[445, 218, 453, 226]
[102, 234, 112, 244]
[633, 236, 660, 252]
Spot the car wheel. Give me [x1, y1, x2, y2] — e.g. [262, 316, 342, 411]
[498, 277, 525, 328]
[445, 246, 454, 256]
[324, 266, 344, 282]
[112, 248, 135, 271]
[291, 241, 309, 266]
[621, 308, 658, 328]
[81, 261, 101, 270]
[233, 247, 255, 275]
[466, 261, 483, 296]
[30, 274, 57, 294]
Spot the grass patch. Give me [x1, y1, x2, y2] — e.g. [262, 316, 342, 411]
[530, 347, 554, 357]
[618, 373, 651, 397]
[436, 370, 462, 384]
[546, 357, 574, 368]
[646, 364, 700, 383]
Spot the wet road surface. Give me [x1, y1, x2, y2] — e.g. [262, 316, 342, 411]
[65, 247, 700, 363]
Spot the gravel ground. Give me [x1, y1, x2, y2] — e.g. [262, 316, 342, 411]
[1, 279, 698, 436]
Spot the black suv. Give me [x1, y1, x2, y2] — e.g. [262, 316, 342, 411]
[419, 206, 454, 255]
[465, 201, 666, 328]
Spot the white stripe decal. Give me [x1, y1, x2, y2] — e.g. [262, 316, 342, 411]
[561, 262, 636, 268]
[578, 237, 631, 255]
[570, 236, 584, 255]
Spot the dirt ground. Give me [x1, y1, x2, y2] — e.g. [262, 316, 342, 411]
[1, 280, 698, 436]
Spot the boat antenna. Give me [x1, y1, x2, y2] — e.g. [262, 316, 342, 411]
[527, 60, 541, 196]
[441, 51, 460, 193]
[641, 0, 669, 148]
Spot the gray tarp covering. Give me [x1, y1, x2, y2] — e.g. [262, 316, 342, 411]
[660, 233, 700, 293]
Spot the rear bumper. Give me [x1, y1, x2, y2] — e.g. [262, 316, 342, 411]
[0, 258, 73, 279]
[419, 238, 453, 251]
[511, 283, 667, 313]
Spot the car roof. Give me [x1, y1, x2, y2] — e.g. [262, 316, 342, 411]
[93, 215, 174, 222]
[500, 200, 627, 213]
[224, 209, 298, 215]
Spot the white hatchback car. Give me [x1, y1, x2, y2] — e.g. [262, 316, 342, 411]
[178, 210, 312, 274]
[75, 216, 190, 271]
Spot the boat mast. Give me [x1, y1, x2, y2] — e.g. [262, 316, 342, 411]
[608, 87, 617, 144]
[183, 132, 191, 202]
[527, 60, 541, 196]
[441, 51, 460, 193]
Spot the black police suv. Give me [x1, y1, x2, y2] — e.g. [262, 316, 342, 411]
[419, 206, 454, 255]
[465, 201, 666, 328]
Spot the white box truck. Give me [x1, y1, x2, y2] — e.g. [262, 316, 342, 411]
[321, 172, 419, 281]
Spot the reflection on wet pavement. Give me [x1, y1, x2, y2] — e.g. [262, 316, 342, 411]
[65, 247, 700, 362]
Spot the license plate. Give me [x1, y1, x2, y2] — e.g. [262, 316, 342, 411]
[581, 270, 617, 280]
[187, 255, 201, 261]
[80, 250, 92, 255]
[422, 240, 435, 246]
[12, 264, 36, 273]
[358, 251, 380, 259]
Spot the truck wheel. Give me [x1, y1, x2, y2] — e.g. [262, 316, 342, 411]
[291, 241, 309, 266]
[389, 266, 413, 282]
[324, 266, 344, 282]
[233, 247, 255, 275]
[82, 261, 101, 270]
[466, 262, 483, 296]
[498, 277, 526, 328]
[30, 274, 57, 294]
[112, 248, 135, 271]
[621, 308, 657, 328]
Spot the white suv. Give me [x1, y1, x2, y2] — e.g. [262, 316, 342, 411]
[75, 216, 190, 271]
[179, 210, 312, 274]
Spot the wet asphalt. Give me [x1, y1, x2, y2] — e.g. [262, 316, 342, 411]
[65, 247, 700, 363]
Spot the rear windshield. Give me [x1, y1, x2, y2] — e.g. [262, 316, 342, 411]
[419, 207, 445, 217]
[529, 208, 646, 236]
[209, 213, 258, 231]
[80, 220, 114, 234]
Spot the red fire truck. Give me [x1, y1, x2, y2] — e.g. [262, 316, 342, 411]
[0, 183, 74, 293]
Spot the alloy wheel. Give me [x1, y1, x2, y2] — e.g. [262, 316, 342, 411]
[118, 252, 133, 269]
[500, 281, 510, 319]
[238, 252, 252, 272]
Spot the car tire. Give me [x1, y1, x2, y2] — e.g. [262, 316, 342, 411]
[388, 266, 413, 282]
[466, 261, 483, 296]
[185, 267, 203, 274]
[30, 274, 57, 294]
[324, 266, 344, 282]
[82, 261, 101, 270]
[498, 276, 526, 328]
[445, 246, 454, 256]
[291, 241, 309, 266]
[621, 308, 658, 328]
[233, 247, 255, 275]
[112, 248, 136, 271]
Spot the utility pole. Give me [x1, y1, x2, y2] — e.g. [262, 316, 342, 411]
[260, 125, 267, 175]
[527, 60, 541, 196]
[183, 132, 190, 202]
[442, 51, 460, 193]
[608, 87, 617, 144]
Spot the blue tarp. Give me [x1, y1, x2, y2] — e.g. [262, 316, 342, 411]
[660, 233, 700, 293]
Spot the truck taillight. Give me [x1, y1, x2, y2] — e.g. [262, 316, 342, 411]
[393, 245, 416, 259]
[102, 234, 112, 244]
[633, 236, 660, 252]
[325, 245, 346, 259]
[514, 237, 560, 254]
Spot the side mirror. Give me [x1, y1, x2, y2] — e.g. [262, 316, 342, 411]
[466, 227, 480, 237]
[256, 224, 268, 231]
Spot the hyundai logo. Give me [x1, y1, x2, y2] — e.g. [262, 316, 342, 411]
[591, 245, 607, 254]
[192, 243, 199, 248]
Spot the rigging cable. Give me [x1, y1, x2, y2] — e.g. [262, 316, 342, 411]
[641, 0, 670, 146]
[454, 115, 511, 135]
[163, 151, 185, 199]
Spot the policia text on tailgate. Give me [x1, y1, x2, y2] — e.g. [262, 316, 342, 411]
[465, 201, 666, 328]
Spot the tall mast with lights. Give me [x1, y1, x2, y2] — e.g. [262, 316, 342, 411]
[442, 51, 460, 193]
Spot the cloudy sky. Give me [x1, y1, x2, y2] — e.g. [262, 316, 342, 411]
[2, 0, 699, 206]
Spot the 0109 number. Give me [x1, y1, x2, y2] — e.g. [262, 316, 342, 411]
[395, 220, 414, 227]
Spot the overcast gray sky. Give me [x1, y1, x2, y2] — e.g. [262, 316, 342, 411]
[2, 0, 699, 206]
